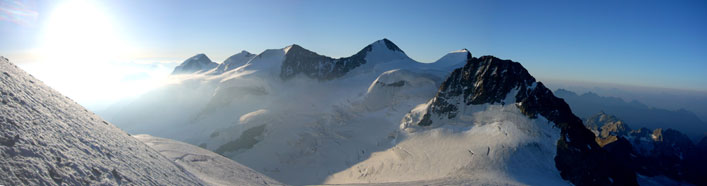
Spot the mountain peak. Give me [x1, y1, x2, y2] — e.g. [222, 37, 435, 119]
[453, 48, 470, 53]
[284, 44, 313, 54]
[172, 53, 218, 75]
[585, 112, 631, 146]
[230, 50, 254, 58]
[193, 53, 207, 58]
[347, 38, 409, 63]
[280, 40, 410, 81]
[213, 51, 257, 74]
[432, 48, 472, 68]
[380, 38, 404, 53]
[368, 38, 405, 54]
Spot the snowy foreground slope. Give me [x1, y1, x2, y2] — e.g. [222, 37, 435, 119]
[134, 134, 282, 186]
[103, 39, 637, 185]
[0, 57, 202, 185]
[0, 56, 278, 186]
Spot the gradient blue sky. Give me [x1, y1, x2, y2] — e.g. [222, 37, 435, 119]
[2, 0, 706, 95]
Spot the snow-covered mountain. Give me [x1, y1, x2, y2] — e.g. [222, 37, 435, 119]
[339, 55, 637, 185]
[0, 56, 281, 186]
[172, 53, 219, 74]
[101, 39, 651, 185]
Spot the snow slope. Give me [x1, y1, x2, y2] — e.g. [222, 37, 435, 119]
[134, 134, 283, 186]
[212, 50, 256, 74]
[0, 57, 204, 185]
[326, 100, 567, 185]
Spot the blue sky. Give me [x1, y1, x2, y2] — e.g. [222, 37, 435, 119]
[1, 0, 706, 105]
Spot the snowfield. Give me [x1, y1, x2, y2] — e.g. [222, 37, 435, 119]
[326, 104, 568, 185]
[134, 134, 282, 186]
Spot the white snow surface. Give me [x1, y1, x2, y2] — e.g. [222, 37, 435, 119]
[327, 104, 568, 185]
[431, 48, 470, 70]
[212, 50, 256, 74]
[134, 134, 283, 186]
[0, 57, 205, 185]
[102, 40, 565, 185]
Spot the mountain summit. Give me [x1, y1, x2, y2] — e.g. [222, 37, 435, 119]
[172, 53, 218, 75]
[280, 39, 410, 81]
[214, 50, 256, 74]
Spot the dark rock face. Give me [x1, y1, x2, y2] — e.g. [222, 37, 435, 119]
[696, 137, 707, 184]
[280, 39, 404, 81]
[602, 137, 638, 185]
[420, 56, 534, 124]
[630, 128, 705, 185]
[376, 80, 405, 87]
[583, 112, 707, 185]
[417, 56, 637, 185]
[381, 38, 404, 53]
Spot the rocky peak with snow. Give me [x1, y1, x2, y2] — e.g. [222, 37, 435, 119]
[585, 112, 632, 146]
[369, 38, 405, 53]
[363, 38, 409, 62]
[410, 55, 637, 185]
[214, 50, 256, 74]
[172, 53, 218, 75]
[280, 39, 410, 81]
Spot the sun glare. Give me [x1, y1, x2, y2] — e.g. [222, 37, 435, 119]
[28, 0, 158, 109]
[40, 0, 127, 61]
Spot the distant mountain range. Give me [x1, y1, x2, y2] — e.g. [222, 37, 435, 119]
[584, 112, 707, 185]
[555, 89, 707, 141]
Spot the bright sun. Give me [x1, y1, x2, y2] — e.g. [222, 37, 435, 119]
[40, 0, 128, 61]
[30, 0, 159, 110]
